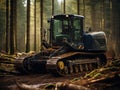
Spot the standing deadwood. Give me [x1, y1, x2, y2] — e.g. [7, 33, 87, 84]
[6, 0, 9, 53]
[26, 0, 30, 53]
[34, 0, 36, 51]
[10, 0, 17, 54]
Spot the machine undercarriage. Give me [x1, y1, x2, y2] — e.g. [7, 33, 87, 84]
[15, 43, 106, 76]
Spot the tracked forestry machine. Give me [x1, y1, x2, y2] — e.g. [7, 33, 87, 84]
[16, 14, 107, 76]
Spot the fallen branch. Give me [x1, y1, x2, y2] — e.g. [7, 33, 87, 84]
[56, 82, 90, 90]
[16, 81, 42, 90]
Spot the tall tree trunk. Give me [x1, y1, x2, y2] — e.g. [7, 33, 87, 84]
[26, 0, 30, 52]
[52, 0, 54, 15]
[83, 0, 85, 28]
[112, 0, 120, 57]
[91, 4, 95, 31]
[34, 0, 36, 51]
[63, 0, 66, 14]
[83, 0, 85, 17]
[40, 0, 43, 50]
[10, 0, 17, 54]
[101, 0, 104, 31]
[110, 0, 112, 35]
[77, 0, 80, 15]
[14, 0, 17, 53]
[6, 0, 9, 53]
[104, 0, 111, 35]
[105, 0, 112, 46]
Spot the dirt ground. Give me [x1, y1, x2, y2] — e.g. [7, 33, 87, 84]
[1, 73, 120, 90]
[0, 51, 119, 90]
[0, 73, 82, 90]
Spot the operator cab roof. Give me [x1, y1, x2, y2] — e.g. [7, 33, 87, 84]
[52, 14, 84, 19]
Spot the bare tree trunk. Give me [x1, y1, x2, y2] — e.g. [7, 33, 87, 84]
[26, 0, 30, 53]
[63, 0, 66, 14]
[104, 0, 111, 35]
[10, 0, 17, 54]
[77, 0, 80, 15]
[6, 0, 9, 53]
[83, 0, 85, 17]
[101, 0, 104, 31]
[110, 0, 112, 35]
[83, 0, 85, 28]
[40, 0, 43, 51]
[14, 0, 17, 53]
[34, 0, 36, 51]
[91, 4, 96, 31]
[104, 0, 116, 58]
[111, 0, 120, 57]
[52, 0, 54, 15]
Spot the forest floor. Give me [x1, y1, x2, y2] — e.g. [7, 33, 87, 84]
[0, 73, 82, 90]
[0, 52, 120, 90]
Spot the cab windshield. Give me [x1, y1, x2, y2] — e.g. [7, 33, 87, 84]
[51, 15, 83, 46]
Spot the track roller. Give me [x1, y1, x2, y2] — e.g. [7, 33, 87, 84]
[68, 65, 73, 74]
[64, 66, 69, 74]
[79, 64, 83, 72]
[74, 65, 79, 73]
[88, 63, 93, 70]
[51, 55, 107, 76]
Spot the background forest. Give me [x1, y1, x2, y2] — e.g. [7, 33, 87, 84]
[0, 0, 120, 57]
